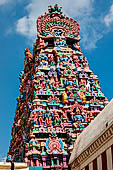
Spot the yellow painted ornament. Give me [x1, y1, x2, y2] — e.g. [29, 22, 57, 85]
[62, 91, 67, 103]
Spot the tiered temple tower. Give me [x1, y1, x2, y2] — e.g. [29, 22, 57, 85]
[8, 4, 108, 170]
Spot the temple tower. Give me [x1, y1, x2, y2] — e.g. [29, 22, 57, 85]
[8, 4, 108, 170]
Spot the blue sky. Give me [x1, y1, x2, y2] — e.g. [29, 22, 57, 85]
[0, 0, 113, 160]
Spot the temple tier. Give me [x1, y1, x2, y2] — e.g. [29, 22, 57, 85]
[8, 4, 108, 170]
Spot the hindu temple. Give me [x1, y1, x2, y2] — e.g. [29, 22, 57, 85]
[7, 4, 108, 170]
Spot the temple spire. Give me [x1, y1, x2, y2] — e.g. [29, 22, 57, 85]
[8, 4, 108, 170]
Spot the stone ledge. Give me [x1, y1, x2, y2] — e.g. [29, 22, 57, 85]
[0, 162, 28, 170]
[70, 121, 113, 169]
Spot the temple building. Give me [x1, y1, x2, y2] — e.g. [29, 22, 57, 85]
[8, 4, 108, 170]
[69, 99, 113, 170]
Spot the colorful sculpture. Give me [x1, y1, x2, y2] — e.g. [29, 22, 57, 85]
[7, 4, 108, 170]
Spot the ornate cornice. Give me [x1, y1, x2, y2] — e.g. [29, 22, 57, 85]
[70, 123, 113, 169]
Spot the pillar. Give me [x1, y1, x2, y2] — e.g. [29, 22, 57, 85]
[36, 159, 39, 166]
[89, 162, 93, 170]
[63, 155, 67, 166]
[106, 147, 112, 170]
[97, 155, 102, 170]
[31, 160, 34, 166]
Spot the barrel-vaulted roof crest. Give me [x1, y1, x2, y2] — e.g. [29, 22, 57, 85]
[37, 4, 80, 41]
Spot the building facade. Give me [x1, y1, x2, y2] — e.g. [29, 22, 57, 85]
[69, 99, 113, 170]
[8, 4, 108, 170]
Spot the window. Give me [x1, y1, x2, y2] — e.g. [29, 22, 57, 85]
[66, 39, 75, 48]
[44, 39, 54, 48]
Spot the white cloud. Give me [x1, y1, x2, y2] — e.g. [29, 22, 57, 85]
[16, 0, 93, 39]
[79, 16, 104, 50]
[15, 0, 104, 50]
[16, 16, 36, 40]
[81, 26, 103, 49]
[104, 4, 113, 26]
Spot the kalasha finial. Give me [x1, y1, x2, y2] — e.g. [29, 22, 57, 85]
[48, 4, 62, 17]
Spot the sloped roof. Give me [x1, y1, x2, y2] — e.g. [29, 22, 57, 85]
[69, 98, 113, 164]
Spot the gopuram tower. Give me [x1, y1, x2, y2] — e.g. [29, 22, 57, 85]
[8, 4, 108, 170]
